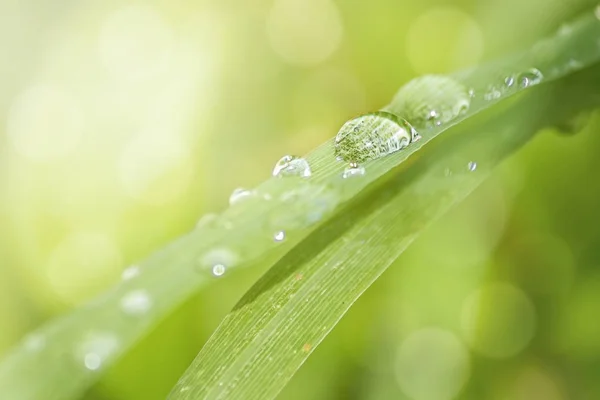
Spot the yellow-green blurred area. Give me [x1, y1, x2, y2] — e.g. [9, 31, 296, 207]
[1, 0, 599, 399]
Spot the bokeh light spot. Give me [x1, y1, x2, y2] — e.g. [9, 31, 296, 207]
[395, 328, 470, 400]
[406, 7, 484, 74]
[118, 132, 193, 206]
[7, 84, 84, 162]
[98, 5, 174, 82]
[266, 0, 343, 66]
[461, 283, 536, 359]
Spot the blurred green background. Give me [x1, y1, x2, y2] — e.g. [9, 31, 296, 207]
[1, 0, 599, 399]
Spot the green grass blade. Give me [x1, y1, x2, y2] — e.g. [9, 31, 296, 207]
[168, 65, 600, 400]
[0, 7, 599, 400]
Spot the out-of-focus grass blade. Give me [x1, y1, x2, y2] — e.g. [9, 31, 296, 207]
[167, 67, 600, 400]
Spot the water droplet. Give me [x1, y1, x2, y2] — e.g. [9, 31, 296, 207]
[518, 68, 543, 88]
[274, 231, 286, 242]
[272, 155, 311, 178]
[121, 265, 140, 281]
[468, 161, 477, 172]
[77, 332, 120, 372]
[483, 86, 502, 101]
[468, 88, 475, 98]
[212, 264, 226, 276]
[120, 289, 152, 316]
[199, 247, 238, 277]
[23, 333, 46, 352]
[229, 188, 255, 206]
[504, 75, 515, 88]
[196, 213, 218, 229]
[391, 75, 470, 128]
[342, 164, 366, 178]
[334, 111, 417, 164]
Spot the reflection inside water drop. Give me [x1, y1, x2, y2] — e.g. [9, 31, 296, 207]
[199, 247, 238, 277]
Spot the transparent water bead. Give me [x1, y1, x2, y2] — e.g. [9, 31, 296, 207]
[77, 332, 120, 372]
[196, 213, 218, 229]
[391, 75, 470, 128]
[274, 231, 286, 242]
[199, 247, 239, 277]
[518, 68, 543, 88]
[342, 164, 365, 178]
[468, 161, 477, 171]
[229, 188, 255, 206]
[120, 289, 152, 316]
[272, 155, 311, 178]
[121, 265, 140, 281]
[334, 111, 418, 164]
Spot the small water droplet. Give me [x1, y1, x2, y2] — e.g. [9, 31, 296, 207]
[518, 68, 543, 88]
[212, 264, 226, 276]
[272, 155, 311, 178]
[334, 111, 417, 164]
[504, 75, 515, 88]
[274, 231, 286, 242]
[342, 165, 365, 179]
[468, 161, 477, 172]
[468, 88, 475, 98]
[483, 86, 502, 101]
[121, 265, 140, 281]
[120, 290, 152, 316]
[199, 247, 238, 277]
[78, 333, 119, 372]
[23, 333, 46, 352]
[196, 213, 218, 229]
[229, 188, 255, 206]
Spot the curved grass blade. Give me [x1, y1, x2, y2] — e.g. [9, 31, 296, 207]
[1, 7, 599, 400]
[168, 66, 600, 399]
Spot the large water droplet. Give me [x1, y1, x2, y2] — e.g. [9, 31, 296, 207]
[342, 164, 366, 178]
[229, 188, 255, 206]
[120, 289, 152, 316]
[334, 111, 418, 164]
[77, 332, 120, 372]
[272, 155, 311, 178]
[518, 68, 543, 88]
[199, 247, 239, 277]
[391, 75, 470, 128]
[121, 265, 140, 281]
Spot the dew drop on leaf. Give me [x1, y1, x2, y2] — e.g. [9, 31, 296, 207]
[272, 155, 312, 178]
[120, 289, 152, 316]
[229, 188, 255, 206]
[273, 230, 286, 242]
[391, 75, 471, 128]
[518, 68, 543, 88]
[468, 161, 477, 171]
[121, 265, 140, 281]
[334, 111, 418, 164]
[342, 164, 366, 179]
